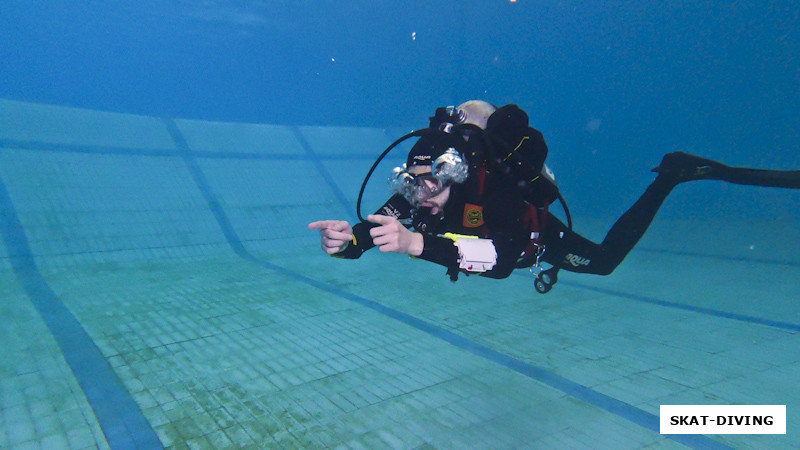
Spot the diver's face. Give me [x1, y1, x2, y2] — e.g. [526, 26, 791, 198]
[408, 165, 451, 215]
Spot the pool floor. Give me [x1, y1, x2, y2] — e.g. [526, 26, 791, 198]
[1, 99, 798, 449]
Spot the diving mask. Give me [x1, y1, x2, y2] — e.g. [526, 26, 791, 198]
[389, 147, 469, 207]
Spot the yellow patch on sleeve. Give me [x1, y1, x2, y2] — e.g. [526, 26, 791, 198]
[462, 203, 484, 228]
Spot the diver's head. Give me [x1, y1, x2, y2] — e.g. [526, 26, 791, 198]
[456, 100, 496, 130]
[389, 100, 495, 209]
[430, 100, 496, 135]
[392, 145, 466, 211]
[407, 99, 495, 167]
[400, 164, 452, 215]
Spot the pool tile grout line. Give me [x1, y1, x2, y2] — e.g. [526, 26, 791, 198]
[0, 171, 163, 449]
[161, 118, 250, 259]
[289, 126, 359, 222]
[165, 123, 731, 450]
[637, 246, 800, 268]
[0, 138, 179, 158]
[2, 137, 797, 268]
[548, 277, 800, 333]
[0, 137, 379, 161]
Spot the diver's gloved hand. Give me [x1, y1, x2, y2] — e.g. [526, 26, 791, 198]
[308, 220, 354, 254]
[367, 214, 424, 256]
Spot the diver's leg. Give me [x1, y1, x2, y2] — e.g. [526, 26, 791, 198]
[540, 215, 620, 275]
[593, 175, 675, 273]
[545, 152, 800, 277]
[541, 173, 676, 276]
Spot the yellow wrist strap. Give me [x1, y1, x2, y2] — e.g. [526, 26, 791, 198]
[443, 232, 479, 243]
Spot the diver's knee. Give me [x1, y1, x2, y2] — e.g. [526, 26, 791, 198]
[591, 261, 618, 276]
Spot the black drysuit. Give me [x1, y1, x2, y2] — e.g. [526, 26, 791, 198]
[335, 153, 800, 280]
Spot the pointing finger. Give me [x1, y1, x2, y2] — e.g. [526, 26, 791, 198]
[323, 229, 353, 241]
[308, 220, 344, 230]
[308, 220, 334, 230]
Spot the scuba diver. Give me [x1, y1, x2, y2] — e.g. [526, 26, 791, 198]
[309, 100, 800, 293]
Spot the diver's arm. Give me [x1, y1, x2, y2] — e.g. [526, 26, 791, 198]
[416, 232, 529, 280]
[330, 221, 376, 259]
[417, 234, 460, 273]
[332, 194, 414, 259]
